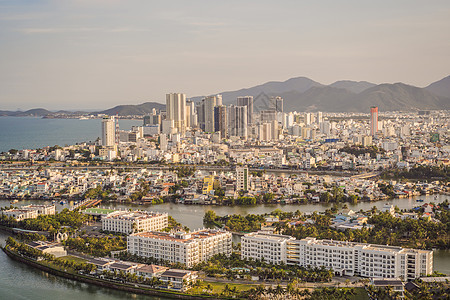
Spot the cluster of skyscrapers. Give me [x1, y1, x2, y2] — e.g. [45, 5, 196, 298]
[101, 94, 380, 155]
[141, 93, 291, 142]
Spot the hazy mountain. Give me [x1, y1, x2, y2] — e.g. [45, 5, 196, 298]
[280, 83, 449, 112]
[191, 77, 323, 104]
[0, 108, 53, 117]
[352, 83, 449, 112]
[281, 86, 355, 112]
[192, 76, 450, 112]
[1, 76, 449, 115]
[96, 101, 166, 116]
[425, 75, 450, 98]
[0, 102, 166, 117]
[329, 80, 376, 93]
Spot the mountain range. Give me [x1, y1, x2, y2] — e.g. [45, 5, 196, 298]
[193, 76, 450, 112]
[0, 76, 449, 115]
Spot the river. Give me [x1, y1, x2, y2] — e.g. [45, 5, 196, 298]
[0, 194, 449, 298]
[0, 231, 163, 300]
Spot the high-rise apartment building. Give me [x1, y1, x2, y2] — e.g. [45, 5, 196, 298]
[214, 105, 227, 138]
[186, 100, 196, 128]
[258, 122, 272, 141]
[316, 111, 323, 124]
[236, 166, 249, 191]
[166, 93, 186, 135]
[236, 96, 253, 124]
[204, 96, 217, 133]
[102, 116, 116, 147]
[270, 96, 283, 112]
[370, 106, 378, 136]
[228, 105, 248, 138]
[260, 110, 277, 122]
[304, 113, 312, 125]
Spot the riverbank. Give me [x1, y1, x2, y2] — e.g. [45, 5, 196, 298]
[1, 246, 224, 300]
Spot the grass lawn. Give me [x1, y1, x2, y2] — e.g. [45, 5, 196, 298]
[60, 255, 87, 264]
[190, 281, 257, 295]
[349, 287, 369, 300]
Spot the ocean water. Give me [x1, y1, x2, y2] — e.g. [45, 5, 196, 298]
[0, 117, 142, 153]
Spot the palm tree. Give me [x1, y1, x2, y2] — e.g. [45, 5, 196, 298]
[255, 284, 266, 299]
[266, 286, 274, 299]
[274, 284, 284, 300]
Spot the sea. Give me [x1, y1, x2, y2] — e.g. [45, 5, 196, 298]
[0, 116, 142, 153]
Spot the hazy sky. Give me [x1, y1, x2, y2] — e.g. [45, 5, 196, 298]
[1, 0, 449, 110]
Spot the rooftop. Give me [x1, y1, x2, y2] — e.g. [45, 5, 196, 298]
[244, 232, 295, 242]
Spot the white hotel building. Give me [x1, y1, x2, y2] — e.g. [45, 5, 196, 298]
[128, 229, 232, 268]
[102, 211, 168, 234]
[241, 233, 433, 280]
[2, 204, 55, 221]
[240, 232, 295, 265]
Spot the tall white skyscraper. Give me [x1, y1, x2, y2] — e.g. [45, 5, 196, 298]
[305, 113, 312, 125]
[101, 116, 116, 147]
[316, 111, 323, 124]
[166, 93, 186, 135]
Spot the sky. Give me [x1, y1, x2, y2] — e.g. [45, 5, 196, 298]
[0, 0, 449, 110]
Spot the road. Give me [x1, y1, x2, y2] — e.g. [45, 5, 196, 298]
[0, 163, 358, 176]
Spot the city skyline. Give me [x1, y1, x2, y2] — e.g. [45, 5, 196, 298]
[1, 1, 449, 110]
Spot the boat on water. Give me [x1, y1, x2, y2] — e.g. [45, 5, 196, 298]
[416, 199, 424, 202]
[60, 200, 67, 205]
[10, 200, 19, 204]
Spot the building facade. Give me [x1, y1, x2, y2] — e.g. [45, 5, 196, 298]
[236, 166, 249, 191]
[370, 106, 378, 136]
[214, 105, 227, 138]
[102, 211, 168, 234]
[166, 93, 186, 135]
[228, 105, 248, 138]
[127, 229, 232, 267]
[102, 116, 116, 147]
[241, 233, 432, 280]
[204, 96, 217, 133]
[236, 96, 253, 124]
[241, 232, 295, 265]
[288, 237, 432, 280]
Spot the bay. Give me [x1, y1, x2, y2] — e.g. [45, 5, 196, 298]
[0, 116, 142, 153]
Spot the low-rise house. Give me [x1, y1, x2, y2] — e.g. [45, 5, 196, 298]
[370, 278, 405, 298]
[28, 241, 67, 258]
[136, 264, 168, 279]
[160, 269, 198, 291]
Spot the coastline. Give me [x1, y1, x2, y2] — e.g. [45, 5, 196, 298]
[1, 246, 224, 300]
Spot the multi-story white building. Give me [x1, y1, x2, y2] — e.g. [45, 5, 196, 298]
[2, 209, 38, 221]
[166, 93, 186, 135]
[241, 233, 433, 280]
[22, 204, 56, 215]
[236, 166, 249, 191]
[288, 238, 433, 280]
[102, 211, 168, 234]
[127, 229, 232, 267]
[102, 116, 116, 147]
[241, 232, 295, 265]
[2, 204, 55, 221]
